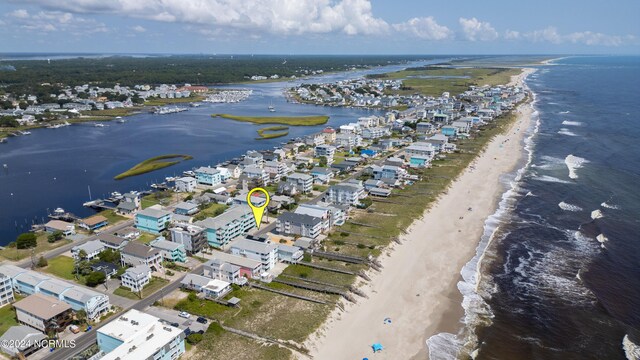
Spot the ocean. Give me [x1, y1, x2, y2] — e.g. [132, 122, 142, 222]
[428, 56, 640, 359]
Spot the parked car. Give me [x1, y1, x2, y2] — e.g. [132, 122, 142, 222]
[196, 317, 208, 324]
[178, 311, 191, 319]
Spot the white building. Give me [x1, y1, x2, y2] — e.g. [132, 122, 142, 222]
[120, 265, 151, 293]
[175, 177, 197, 192]
[96, 309, 185, 360]
[71, 240, 105, 260]
[314, 145, 336, 163]
[326, 183, 366, 206]
[285, 172, 314, 193]
[230, 238, 278, 272]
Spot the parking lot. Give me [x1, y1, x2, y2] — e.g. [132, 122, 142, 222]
[144, 305, 209, 334]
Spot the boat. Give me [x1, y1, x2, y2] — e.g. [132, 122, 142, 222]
[115, 116, 122, 119]
[116, 119, 126, 123]
[110, 191, 123, 199]
[0, 138, 6, 144]
[165, 176, 176, 182]
[53, 208, 65, 215]
[19, 131, 31, 135]
[268, 102, 276, 112]
[94, 123, 105, 127]
[190, 103, 201, 107]
[182, 170, 195, 177]
[83, 200, 98, 207]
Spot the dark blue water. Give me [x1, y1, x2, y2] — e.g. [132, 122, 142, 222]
[472, 57, 640, 359]
[0, 59, 449, 244]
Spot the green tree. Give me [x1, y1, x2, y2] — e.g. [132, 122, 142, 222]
[16, 233, 37, 249]
[98, 249, 120, 264]
[85, 271, 106, 287]
[36, 256, 48, 268]
[47, 230, 64, 243]
[318, 156, 328, 167]
[77, 249, 88, 260]
[75, 309, 87, 324]
[186, 333, 203, 345]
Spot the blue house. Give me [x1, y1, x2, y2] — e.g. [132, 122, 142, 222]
[360, 149, 377, 157]
[410, 155, 431, 168]
[174, 201, 199, 216]
[135, 208, 172, 234]
[194, 166, 222, 186]
[441, 126, 458, 137]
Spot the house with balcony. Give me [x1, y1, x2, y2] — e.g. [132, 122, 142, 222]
[202, 258, 244, 285]
[230, 238, 278, 272]
[194, 167, 222, 186]
[276, 212, 324, 239]
[285, 172, 313, 193]
[97, 234, 129, 251]
[0, 274, 14, 308]
[325, 182, 366, 206]
[310, 167, 334, 184]
[13, 293, 73, 333]
[206, 252, 262, 279]
[277, 244, 304, 264]
[173, 201, 199, 216]
[135, 208, 172, 234]
[120, 242, 163, 271]
[175, 176, 197, 192]
[0, 325, 47, 358]
[169, 223, 207, 255]
[71, 240, 106, 261]
[149, 238, 187, 263]
[79, 215, 109, 232]
[242, 165, 270, 185]
[264, 160, 289, 180]
[180, 274, 231, 299]
[120, 265, 151, 293]
[195, 206, 255, 248]
[314, 144, 336, 163]
[44, 220, 75, 236]
[96, 309, 185, 360]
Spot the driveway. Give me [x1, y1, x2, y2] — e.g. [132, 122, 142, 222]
[144, 306, 209, 334]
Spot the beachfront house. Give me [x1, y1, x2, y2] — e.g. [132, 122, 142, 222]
[325, 183, 366, 206]
[202, 258, 244, 285]
[134, 208, 172, 234]
[195, 167, 222, 186]
[276, 211, 324, 239]
[276, 244, 304, 264]
[441, 125, 458, 137]
[195, 206, 255, 248]
[120, 242, 163, 271]
[149, 238, 187, 263]
[230, 238, 278, 272]
[405, 142, 436, 159]
[410, 155, 432, 168]
[206, 252, 262, 279]
[180, 274, 231, 299]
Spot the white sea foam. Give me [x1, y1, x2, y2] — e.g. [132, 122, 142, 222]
[558, 128, 578, 136]
[601, 202, 620, 210]
[591, 209, 604, 219]
[426, 82, 540, 359]
[565, 154, 588, 179]
[533, 175, 573, 184]
[624, 334, 640, 360]
[559, 111, 570, 114]
[561, 120, 582, 126]
[558, 202, 583, 212]
[596, 234, 608, 249]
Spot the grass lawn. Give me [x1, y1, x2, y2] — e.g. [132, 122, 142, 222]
[42, 255, 76, 281]
[114, 154, 193, 180]
[192, 329, 292, 360]
[0, 233, 72, 261]
[212, 114, 329, 126]
[174, 287, 332, 343]
[141, 191, 174, 209]
[193, 203, 228, 221]
[98, 209, 127, 225]
[279, 264, 356, 287]
[79, 107, 142, 118]
[136, 232, 157, 244]
[113, 276, 169, 300]
[0, 296, 19, 335]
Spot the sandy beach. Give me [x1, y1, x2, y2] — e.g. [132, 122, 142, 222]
[303, 68, 537, 360]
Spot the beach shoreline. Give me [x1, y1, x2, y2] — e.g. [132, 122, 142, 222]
[303, 67, 537, 360]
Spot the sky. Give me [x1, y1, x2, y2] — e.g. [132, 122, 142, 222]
[0, 0, 638, 55]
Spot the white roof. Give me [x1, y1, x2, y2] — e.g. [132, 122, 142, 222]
[99, 309, 181, 360]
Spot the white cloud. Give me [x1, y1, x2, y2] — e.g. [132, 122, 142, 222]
[20, 0, 390, 36]
[9, 9, 29, 19]
[132, 25, 146, 32]
[523, 26, 628, 46]
[504, 30, 520, 40]
[3, 9, 108, 34]
[459, 17, 498, 41]
[393, 16, 452, 40]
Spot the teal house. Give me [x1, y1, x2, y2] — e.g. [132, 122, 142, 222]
[150, 238, 187, 263]
[195, 166, 222, 186]
[441, 126, 458, 137]
[410, 155, 431, 168]
[135, 208, 172, 234]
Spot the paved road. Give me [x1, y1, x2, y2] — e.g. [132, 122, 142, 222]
[45, 265, 203, 360]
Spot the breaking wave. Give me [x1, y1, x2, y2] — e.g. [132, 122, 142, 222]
[559, 110, 571, 114]
[624, 334, 640, 360]
[561, 120, 583, 126]
[558, 201, 582, 212]
[565, 155, 588, 179]
[591, 209, 604, 219]
[558, 128, 578, 136]
[601, 202, 620, 210]
[532, 175, 573, 184]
